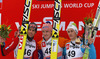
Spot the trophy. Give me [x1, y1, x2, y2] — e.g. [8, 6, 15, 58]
[82, 17, 99, 59]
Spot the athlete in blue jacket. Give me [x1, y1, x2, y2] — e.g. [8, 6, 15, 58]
[63, 23, 96, 59]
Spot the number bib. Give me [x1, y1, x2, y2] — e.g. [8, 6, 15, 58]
[66, 42, 83, 59]
[41, 37, 63, 59]
[24, 39, 36, 57]
[14, 39, 36, 58]
[42, 40, 51, 57]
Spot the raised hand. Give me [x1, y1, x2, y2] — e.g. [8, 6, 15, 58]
[14, 27, 21, 37]
[88, 37, 94, 44]
[0, 36, 6, 43]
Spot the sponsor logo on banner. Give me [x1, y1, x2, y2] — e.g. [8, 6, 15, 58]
[42, 42, 46, 47]
[15, 17, 100, 32]
[0, 0, 2, 9]
[18, 35, 24, 49]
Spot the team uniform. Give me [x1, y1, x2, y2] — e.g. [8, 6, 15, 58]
[38, 37, 70, 59]
[1, 37, 38, 59]
[64, 38, 96, 59]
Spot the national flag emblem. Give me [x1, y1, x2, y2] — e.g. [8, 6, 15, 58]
[0, 0, 2, 9]
[42, 42, 46, 47]
[66, 44, 70, 50]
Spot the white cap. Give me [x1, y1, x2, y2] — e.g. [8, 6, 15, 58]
[67, 23, 78, 34]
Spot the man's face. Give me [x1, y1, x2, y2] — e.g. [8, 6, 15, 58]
[42, 30, 52, 41]
[27, 27, 36, 38]
[67, 28, 77, 40]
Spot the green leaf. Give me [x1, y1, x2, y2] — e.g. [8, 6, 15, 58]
[0, 24, 12, 39]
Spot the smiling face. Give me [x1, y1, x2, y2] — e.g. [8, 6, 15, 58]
[42, 30, 52, 41]
[42, 23, 52, 41]
[67, 28, 77, 41]
[27, 27, 36, 38]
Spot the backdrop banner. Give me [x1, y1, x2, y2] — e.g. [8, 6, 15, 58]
[0, 0, 100, 59]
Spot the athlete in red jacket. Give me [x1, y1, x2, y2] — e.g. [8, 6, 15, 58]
[0, 22, 38, 59]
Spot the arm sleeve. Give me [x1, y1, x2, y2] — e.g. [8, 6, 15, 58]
[81, 43, 96, 59]
[1, 37, 19, 56]
[37, 40, 43, 59]
[59, 37, 70, 48]
[89, 43, 96, 59]
[32, 42, 38, 59]
[63, 47, 66, 56]
[81, 44, 85, 53]
[63, 47, 67, 59]
[38, 50, 43, 59]
[37, 40, 42, 50]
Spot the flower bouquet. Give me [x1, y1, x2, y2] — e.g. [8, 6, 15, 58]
[0, 24, 12, 45]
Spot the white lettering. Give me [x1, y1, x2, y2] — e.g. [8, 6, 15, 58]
[32, 4, 40, 9]
[15, 17, 100, 31]
[66, 21, 74, 31]
[0, 13, 1, 25]
[84, 3, 94, 8]
[41, 4, 54, 9]
[18, 36, 23, 49]
[64, 3, 83, 8]
[79, 21, 84, 31]
[60, 22, 65, 31]
[15, 22, 20, 29]
[43, 17, 53, 25]
[34, 22, 42, 31]
[19, 42, 22, 49]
